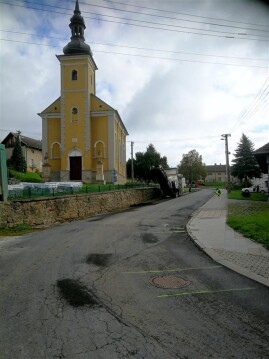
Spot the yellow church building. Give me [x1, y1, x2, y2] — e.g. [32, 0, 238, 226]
[39, 0, 128, 184]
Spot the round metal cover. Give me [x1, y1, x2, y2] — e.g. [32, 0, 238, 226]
[150, 275, 191, 289]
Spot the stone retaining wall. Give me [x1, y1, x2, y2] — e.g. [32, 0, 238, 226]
[0, 188, 158, 228]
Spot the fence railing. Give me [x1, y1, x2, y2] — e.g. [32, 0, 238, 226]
[8, 182, 160, 200]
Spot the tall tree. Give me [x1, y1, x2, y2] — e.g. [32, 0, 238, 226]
[231, 133, 261, 185]
[127, 144, 169, 181]
[177, 149, 206, 183]
[10, 132, 27, 173]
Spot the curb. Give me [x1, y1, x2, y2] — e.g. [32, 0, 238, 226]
[186, 214, 269, 288]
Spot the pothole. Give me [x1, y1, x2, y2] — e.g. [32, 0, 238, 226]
[149, 275, 191, 289]
[86, 253, 113, 267]
[141, 233, 158, 243]
[57, 279, 100, 307]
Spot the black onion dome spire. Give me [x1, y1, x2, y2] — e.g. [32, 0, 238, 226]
[63, 0, 91, 55]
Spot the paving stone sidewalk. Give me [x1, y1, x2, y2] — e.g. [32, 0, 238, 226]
[187, 189, 269, 287]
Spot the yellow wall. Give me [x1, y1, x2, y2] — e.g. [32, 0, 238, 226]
[41, 55, 127, 183]
[113, 119, 126, 176]
[91, 116, 108, 169]
[91, 95, 113, 111]
[47, 118, 61, 172]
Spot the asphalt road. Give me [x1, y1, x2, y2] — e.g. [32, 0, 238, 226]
[0, 189, 268, 359]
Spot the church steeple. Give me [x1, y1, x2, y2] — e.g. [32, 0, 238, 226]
[63, 0, 91, 55]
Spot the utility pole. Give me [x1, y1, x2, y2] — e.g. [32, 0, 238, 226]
[131, 141, 134, 183]
[221, 134, 231, 190]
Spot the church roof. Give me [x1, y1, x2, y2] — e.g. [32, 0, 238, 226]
[38, 97, 61, 115]
[63, 0, 92, 56]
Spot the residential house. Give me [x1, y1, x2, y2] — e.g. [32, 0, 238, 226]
[205, 164, 227, 183]
[1, 132, 42, 172]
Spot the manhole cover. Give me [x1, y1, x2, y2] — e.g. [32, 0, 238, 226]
[149, 275, 191, 289]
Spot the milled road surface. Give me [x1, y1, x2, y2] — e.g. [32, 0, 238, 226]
[0, 189, 268, 358]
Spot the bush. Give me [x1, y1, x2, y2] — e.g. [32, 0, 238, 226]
[9, 169, 42, 183]
[241, 191, 250, 198]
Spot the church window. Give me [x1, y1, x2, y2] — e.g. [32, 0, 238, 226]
[71, 107, 79, 122]
[94, 141, 105, 158]
[51, 142, 61, 159]
[72, 70, 77, 81]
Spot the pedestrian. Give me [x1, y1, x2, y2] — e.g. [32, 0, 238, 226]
[215, 188, 221, 196]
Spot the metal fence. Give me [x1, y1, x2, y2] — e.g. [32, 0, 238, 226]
[8, 182, 160, 200]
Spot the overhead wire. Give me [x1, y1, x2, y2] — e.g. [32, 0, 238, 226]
[1, 29, 267, 63]
[0, 1, 268, 41]
[0, 38, 268, 69]
[20, 0, 269, 34]
[100, 0, 269, 29]
[76, 1, 269, 33]
[127, 135, 221, 143]
[230, 77, 269, 132]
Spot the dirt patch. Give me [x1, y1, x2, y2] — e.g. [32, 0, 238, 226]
[57, 279, 100, 307]
[86, 253, 113, 267]
[130, 202, 156, 208]
[141, 233, 158, 243]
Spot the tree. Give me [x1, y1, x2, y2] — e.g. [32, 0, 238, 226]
[231, 133, 261, 185]
[127, 144, 169, 181]
[10, 131, 27, 173]
[177, 149, 206, 183]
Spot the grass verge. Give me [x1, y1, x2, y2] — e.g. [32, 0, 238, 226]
[228, 190, 268, 202]
[9, 169, 42, 183]
[227, 202, 269, 249]
[0, 224, 39, 237]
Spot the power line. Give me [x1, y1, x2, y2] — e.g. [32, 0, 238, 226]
[238, 79, 269, 121]
[101, 0, 269, 29]
[127, 135, 221, 143]
[10, 0, 269, 33]
[1, 29, 267, 63]
[1, 1, 267, 42]
[230, 77, 269, 132]
[26, 0, 268, 35]
[95, 49, 268, 68]
[1, 38, 268, 69]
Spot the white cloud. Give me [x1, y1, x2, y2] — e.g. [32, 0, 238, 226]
[0, 0, 268, 168]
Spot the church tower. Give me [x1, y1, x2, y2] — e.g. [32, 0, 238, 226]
[39, 0, 128, 183]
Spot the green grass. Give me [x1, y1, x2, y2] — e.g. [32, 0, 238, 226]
[9, 169, 42, 183]
[227, 202, 269, 249]
[228, 190, 268, 202]
[205, 182, 226, 189]
[0, 224, 40, 237]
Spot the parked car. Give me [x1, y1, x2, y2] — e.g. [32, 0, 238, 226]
[241, 184, 268, 194]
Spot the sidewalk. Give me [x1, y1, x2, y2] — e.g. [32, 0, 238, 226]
[187, 189, 269, 287]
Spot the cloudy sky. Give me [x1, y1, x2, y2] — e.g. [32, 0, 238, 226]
[0, 0, 268, 167]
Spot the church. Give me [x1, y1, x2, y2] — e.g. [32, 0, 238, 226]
[39, 0, 128, 184]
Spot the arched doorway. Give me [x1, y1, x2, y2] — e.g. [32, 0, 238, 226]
[69, 149, 82, 181]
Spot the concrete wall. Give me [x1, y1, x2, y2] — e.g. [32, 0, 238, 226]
[0, 188, 158, 228]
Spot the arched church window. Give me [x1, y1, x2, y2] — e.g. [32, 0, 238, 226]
[71, 107, 79, 123]
[72, 70, 77, 81]
[51, 142, 61, 159]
